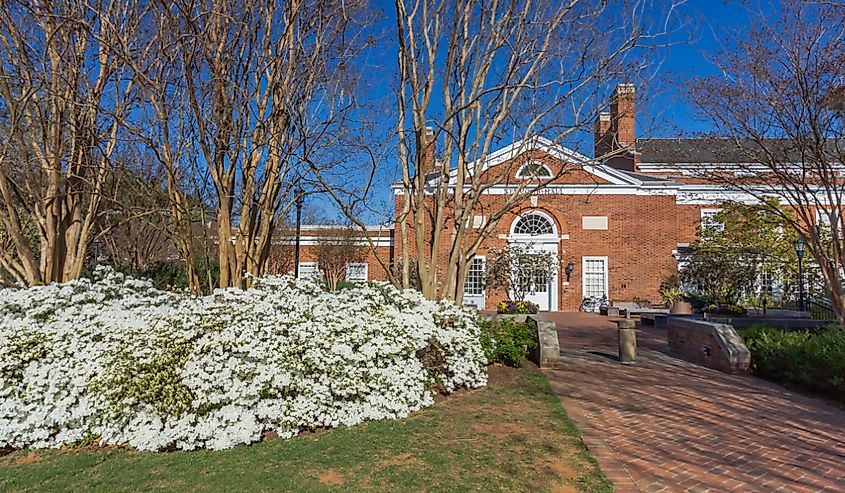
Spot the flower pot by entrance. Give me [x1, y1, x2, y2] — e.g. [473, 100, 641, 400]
[670, 301, 693, 315]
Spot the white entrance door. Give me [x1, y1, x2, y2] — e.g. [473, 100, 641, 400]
[518, 248, 557, 311]
[508, 211, 560, 311]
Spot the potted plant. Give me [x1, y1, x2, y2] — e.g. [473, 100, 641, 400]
[662, 286, 693, 314]
[659, 273, 693, 315]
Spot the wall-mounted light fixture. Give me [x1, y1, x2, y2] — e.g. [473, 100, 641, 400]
[565, 261, 574, 282]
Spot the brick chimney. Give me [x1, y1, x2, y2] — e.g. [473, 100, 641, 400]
[416, 126, 436, 176]
[610, 83, 636, 149]
[593, 111, 612, 157]
[594, 83, 637, 170]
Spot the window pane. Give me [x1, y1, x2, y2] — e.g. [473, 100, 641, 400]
[346, 262, 368, 282]
[298, 262, 320, 279]
[464, 257, 485, 296]
[583, 259, 606, 298]
[514, 214, 554, 235]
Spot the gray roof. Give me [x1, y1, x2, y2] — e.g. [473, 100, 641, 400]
[636, 138, 842, 164]
[615, 169, 674, 183]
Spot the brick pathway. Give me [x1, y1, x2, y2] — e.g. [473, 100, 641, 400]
[542, 312, 845, 493]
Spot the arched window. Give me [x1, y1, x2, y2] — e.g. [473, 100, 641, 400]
[513, 213, 554, 236]
[516, 162, 553, 179]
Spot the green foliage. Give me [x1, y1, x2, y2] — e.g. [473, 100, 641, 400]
[478, 318, 537, 367]
[741, 326, 845, 403]
[658, 273, 687, 305]
[704, 303, 747, 316]
[111, 259, 220, 294]
[89, 335, 196, 421]
[682, 202, 799, 305]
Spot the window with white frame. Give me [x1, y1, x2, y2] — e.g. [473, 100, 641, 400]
[760, 270, 773, 295]
[464, 257, 485, 296]
[513, 213, 554, 236]
[346, 262, 368, 283]
[516, 162, 553, 179]
[700, 208, 724, 234]
[298, 262, 320, 279]
[582, 257, 608, 298]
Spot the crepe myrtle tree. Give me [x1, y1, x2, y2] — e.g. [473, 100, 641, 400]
[310, 0, 679, 304]
[688, 1, 845, 324]
[124, 0, 371, 290]
[485, 244, 559, 303]
[0, 0, 144, 285]
[312, 227, 368, 292]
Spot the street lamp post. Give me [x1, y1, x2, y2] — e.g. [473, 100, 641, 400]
[294, 188, 305, 279]
[795, 236, 806, 312]
[93, 239, 101, 268]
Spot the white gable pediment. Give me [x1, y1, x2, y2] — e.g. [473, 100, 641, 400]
[446, 135, 640, 186]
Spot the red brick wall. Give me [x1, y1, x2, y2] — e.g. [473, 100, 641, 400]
[391, 184, 716, 311]
[289, 229, 394, 282]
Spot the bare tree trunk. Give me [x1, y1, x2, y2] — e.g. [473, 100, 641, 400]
[0, 0, 141, 285]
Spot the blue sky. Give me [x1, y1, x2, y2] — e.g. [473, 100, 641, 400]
[313, 0, 781, 223]
[641, 0, 777, 136]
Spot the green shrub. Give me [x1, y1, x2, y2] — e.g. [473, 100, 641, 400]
[478, 318, 537, 367]
[741, 325, 845, 402]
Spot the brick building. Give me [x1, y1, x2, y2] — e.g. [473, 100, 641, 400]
[294, 83, 779, 311]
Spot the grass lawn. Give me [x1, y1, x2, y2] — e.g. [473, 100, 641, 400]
[1, 365, 611, 493]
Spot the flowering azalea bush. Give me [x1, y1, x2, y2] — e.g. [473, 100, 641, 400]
[496, 300, 539, 315]
[0, 267, 487, 451]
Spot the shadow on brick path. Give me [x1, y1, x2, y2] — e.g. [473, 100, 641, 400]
[542, 312, 845, 493]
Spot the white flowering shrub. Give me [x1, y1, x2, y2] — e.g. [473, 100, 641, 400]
[0, 267, 487, 451]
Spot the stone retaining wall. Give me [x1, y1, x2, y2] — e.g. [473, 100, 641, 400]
[526, 315, 561, 369]
[667, 317, 750, 374]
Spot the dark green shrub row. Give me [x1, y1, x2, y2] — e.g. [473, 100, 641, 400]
[478, 318, 537, 368]
[741, 326, 845, 403]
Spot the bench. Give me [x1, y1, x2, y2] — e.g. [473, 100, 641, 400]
[639, 312, 668, 329]
[599, 305, 620, 316]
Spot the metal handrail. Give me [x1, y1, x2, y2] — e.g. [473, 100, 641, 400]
[806, 298, 835, 321]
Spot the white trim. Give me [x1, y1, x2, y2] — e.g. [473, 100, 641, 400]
[443, 135, 642, 186]
[582, 256, 609, 299]
[509, 210, 559, 238]
[273, 235, 393, 247]
[300, 224, 394, 232]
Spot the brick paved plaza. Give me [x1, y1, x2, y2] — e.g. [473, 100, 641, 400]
[543, 312, 845, 493]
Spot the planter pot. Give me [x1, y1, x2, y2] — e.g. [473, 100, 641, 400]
[670, 301, 693, 315]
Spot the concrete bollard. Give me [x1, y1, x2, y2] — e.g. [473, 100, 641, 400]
[617, 318, 637, 363]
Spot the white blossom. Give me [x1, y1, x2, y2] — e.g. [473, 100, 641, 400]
[0, 266, 487, 451]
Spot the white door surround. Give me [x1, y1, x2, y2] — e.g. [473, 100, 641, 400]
[508, 210, 560, 311]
